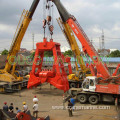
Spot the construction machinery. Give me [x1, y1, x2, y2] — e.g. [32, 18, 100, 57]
[50, 0, 120, 104]
[27, 38, 69, 92]
[113, 64, 120, 76]
[0, 0, 40, 92]
[27, 0, 70, 92]
[28, 0, 120, 104]
[57, 17, 92, 88]
[52, 0, 110, 79]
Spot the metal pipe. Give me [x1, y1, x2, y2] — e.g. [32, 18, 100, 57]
[52, 0, 70, 22]
[29, 0, 40, 18]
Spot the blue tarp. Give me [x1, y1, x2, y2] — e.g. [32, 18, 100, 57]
[43, 57, 120, 63]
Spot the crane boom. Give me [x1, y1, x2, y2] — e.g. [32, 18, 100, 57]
[0, 0, 40, 92]
[52, 0, 110, 79]
[57, 17, 86, 71]
[5, 0, 40, 72]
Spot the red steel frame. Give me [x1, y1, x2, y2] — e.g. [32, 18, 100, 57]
[52, 0, 120, 94]
[27, 38, 69, 92]
[67, 19, 120, 94]
[113, 64, 120, 76]
[67, 18, 110, 79]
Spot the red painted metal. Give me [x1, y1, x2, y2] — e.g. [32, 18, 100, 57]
[113, 64, 120, 76]
[67, 18, 110, 79]
[16, 112, 31, 120]
[61, 54, 72, 74]
[16, 112, 46, 120]
[89, 63, 103, 77]
[52, 0, 120, 96]
[67, 60, 72, 74]
[96, 84, 120, 94]
[27, 38, 69, 92]
[89, 64, 96, 76]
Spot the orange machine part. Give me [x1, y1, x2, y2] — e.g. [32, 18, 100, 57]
[27, 38, 69, 92]
[16, 112, 31, 120]
[113, 64, 120, 76]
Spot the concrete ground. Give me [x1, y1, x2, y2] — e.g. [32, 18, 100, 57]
[0, 84, 119, 120]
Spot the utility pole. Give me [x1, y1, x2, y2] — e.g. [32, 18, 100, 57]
[99, 37, 101, 56]
[101, 30, 105, 50]
[32, 33, 34, 50]
[99, 37, 101, 50]
[91, 38, 93, 45]
[101, 30, 105, 56]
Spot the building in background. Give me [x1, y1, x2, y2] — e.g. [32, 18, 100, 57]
[18, 48, 30, 56]
[97, 49, 110, 56]
[30, 49, 36, 54]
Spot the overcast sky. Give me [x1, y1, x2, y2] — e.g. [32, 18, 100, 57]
[0, 0, 120, 51]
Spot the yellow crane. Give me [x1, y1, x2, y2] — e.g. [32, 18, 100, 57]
[0, 0, 40, 92]
[57, 17, 92, 88]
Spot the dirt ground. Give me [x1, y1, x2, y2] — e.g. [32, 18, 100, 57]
[0, 84, 119, 120]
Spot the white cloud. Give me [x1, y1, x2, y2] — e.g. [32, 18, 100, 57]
[91, 25, 101, 34]
[112, 22, 120, 31]
[0, 24, 15, 33]
[0, 0, 120, 51]
[63, 0, 96, 13]
[112, 2, 120, 9]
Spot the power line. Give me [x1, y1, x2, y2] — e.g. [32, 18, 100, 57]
[32, 33, 34, 50]
[105, 37, 120, 39]
[101, 30, 105, 49]
[92, 42, 99, 50]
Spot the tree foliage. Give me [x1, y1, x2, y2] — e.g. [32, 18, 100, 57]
[44, 51, 53, 57]
[63, 50, 73, 56]
[1, 49, 8, 55]
[108, 50, 120, 57]
[30, 51, 53, 60]
[30, 52, 35, 60]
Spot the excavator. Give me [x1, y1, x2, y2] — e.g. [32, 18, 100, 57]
[57, 17, 92, 88]
[0, 0, 40, 92]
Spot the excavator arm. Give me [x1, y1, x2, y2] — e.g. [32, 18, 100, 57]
[52, 0, 110, 79]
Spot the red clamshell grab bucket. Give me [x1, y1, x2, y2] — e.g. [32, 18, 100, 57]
[27, 39, 69, 92]
[27, 70, 69, 92]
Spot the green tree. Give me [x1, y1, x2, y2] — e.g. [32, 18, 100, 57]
[29, 51, 53, 60]
[44, 51, 53, 57]
[1, 49, 8, 55]
[108, 50, 120, 57]
[30, 52, 35, 60]
[64, 50, 73, 56]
